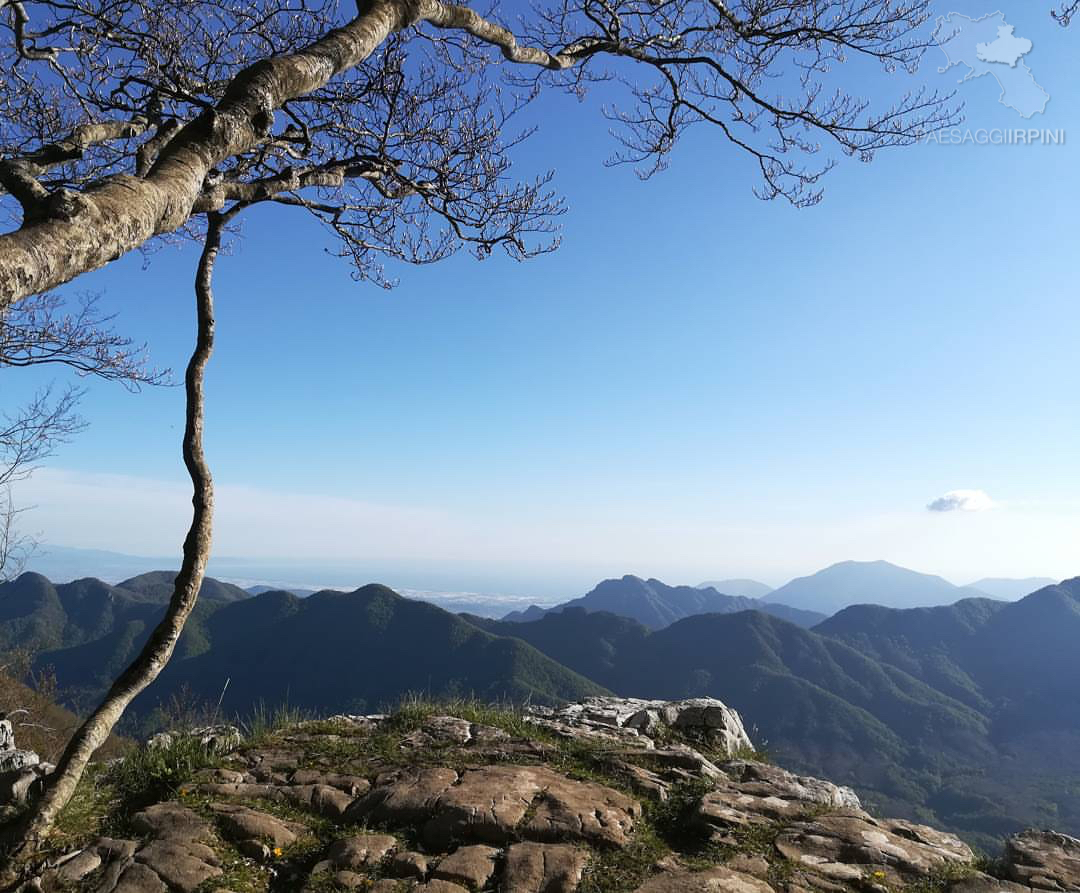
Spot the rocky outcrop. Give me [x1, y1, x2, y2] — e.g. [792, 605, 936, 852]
[0, 715, 53, 809]
[17, 698, 1080, 893]
[1005, 830, 1080, 891]
[526, 697, 753, 755]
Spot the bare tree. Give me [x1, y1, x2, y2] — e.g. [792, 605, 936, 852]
[1, 293, 164, 579]
[0, 0, 961, 866]
[2, 213, 223, 866]
[0, 0, 959, 302]
[1054, 0, 1080, 25]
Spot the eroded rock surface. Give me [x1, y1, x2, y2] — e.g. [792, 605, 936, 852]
[526, 697, 753, 756]
[19, 698, 1080, 893]
[1005, 830, 1080, 891]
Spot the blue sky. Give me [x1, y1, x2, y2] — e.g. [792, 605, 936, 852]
[9, 1, 1080, 598]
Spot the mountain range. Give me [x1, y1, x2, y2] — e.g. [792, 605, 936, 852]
[500, 575, 826, 628]
[472, 579, 1080, 849]
[1, 565, 1075, 851]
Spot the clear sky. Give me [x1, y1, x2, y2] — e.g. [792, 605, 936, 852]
[9, 0, 1080, 598]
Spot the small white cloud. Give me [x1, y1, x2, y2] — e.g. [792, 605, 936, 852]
[927, 489, 997, 513]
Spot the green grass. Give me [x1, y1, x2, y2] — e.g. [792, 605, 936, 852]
[27, 697, 807, 893]
[378, 693, 549, 740]
[104, 734, 218, 824]
[241, 700, 317, 745]
[895, 860, 978, 893]
[578, 822, 670, 893]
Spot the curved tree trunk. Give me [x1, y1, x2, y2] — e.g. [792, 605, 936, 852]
[0, 214, 224, 874]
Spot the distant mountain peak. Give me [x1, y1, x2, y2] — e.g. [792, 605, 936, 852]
[764, 560, 983, 615]
[501, 575, 823, 629]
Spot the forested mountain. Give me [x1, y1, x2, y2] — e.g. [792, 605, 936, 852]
[4, 571, 1079, 851]
[474, 583, 1080, 850]
[11, 578, 606, 719]
[0, 571, 245, 659]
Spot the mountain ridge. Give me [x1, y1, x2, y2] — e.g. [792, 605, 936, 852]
[501, 575, 825, 628]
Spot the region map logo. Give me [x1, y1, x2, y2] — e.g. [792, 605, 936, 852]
[928, 11, 1062, 146]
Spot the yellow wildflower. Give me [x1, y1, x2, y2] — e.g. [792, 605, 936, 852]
[273, 847, 283, 858]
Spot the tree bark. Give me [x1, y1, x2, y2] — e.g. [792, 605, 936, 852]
[0, 214, 222, 874]
[0, 0, 576, 306]
[0, 0, 407, 304]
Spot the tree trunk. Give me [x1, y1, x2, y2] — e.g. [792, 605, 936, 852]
[0, 0, 408, 305]
[0, 214, 223, 874]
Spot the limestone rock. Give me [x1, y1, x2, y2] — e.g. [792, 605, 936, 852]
[417, 881, 471, 893]
[134, 840, 222, 892]
[210, 802, 305, 847]
[504, 842, 589, 893]
[431, 845, 499, 889]
[527, 697, 752, 757]
[1004, 829, 1080, 891]
[52, 848, 103, 883]
[391, 851, 432, 879]
[0, 718, 14, 749]
[0, 764, 49, 805]
[521, 771, 641, 848]
[774, 813, 972, 883]
[284, 782, 355, 818]
[347, 766, 459, 825]
[697, 762, 864, 838]
[0, 747, 40, 772]
[630, 866, 775, 893]
[325, 833, 398, 871]
[111, 862, 169, 893]
[423, 765, 544, 848]
[132, 802, 215, 840]
[290, 769, 371, 796]
[420, 765, 639, 850]
[722, 762, 861, 811]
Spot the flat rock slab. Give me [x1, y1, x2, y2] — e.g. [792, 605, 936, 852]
[432, 844, 500, 889]
[134, 839, 222, 892]
[348, 766, 460, 825]
[720, 762, 861, 811]
[290, 769, 372, 796]
[391, 851, 432, 879]
[326, 833, 399, 870]
[775, 813, 973, 882]
[285, 782, 356, 818]
[424, 765, 550, 848]
[521, 771, 641, 848]
[421, 765, 640, 850]
[52, 848, 104, 883]
[631, 866, 775, 893]
[1005, 830, 1080, 891]
[211, 802, 305, 847]
[418, 881, 471, 893]
[110, 862, 169, 893]
[131, 802, 214, 841]
[504, 842, 590, 893]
